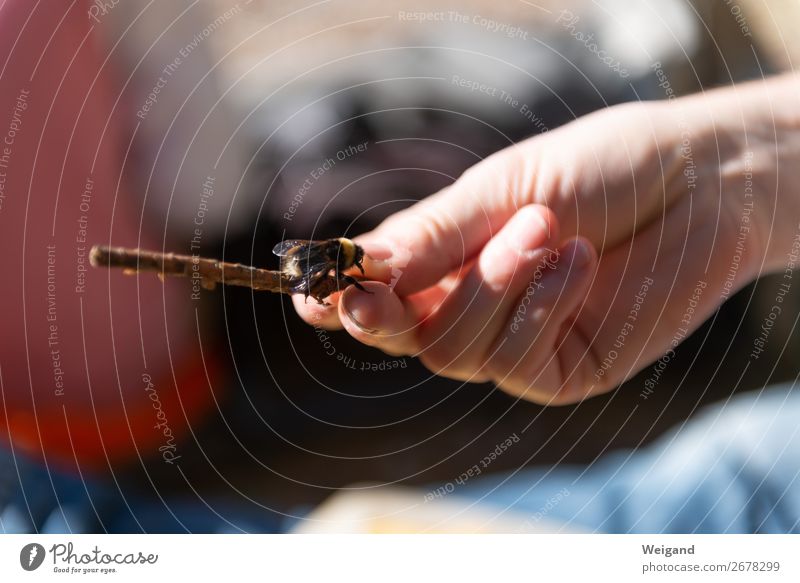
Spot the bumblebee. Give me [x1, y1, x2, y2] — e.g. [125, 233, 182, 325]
[272, 237, 371, 304]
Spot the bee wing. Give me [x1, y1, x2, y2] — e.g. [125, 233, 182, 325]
[272, 239, 314, 257]
[281, 255, 332, 275]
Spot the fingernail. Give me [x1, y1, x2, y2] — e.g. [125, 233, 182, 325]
[343, 293, 380, 335]
[345, 307, 379, 335]
[563, 239, 593, 270]
[505, 208, 551, 255]
[360, 241, 392, 262]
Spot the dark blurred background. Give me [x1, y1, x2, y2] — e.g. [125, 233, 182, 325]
[101, 0, 800, 519]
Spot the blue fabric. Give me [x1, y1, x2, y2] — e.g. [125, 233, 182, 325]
[457, 383, 800, 533]
[0, 453, 283, 533]
[2, 383, 799, 533]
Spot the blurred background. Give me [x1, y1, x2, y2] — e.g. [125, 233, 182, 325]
[107, 0, 800, 526]
[3, 0, 800, 532]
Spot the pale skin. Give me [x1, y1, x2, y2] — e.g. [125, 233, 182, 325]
[293, 74, 800, 405]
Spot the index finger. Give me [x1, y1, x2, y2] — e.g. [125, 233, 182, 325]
[357, 148, 529, 297]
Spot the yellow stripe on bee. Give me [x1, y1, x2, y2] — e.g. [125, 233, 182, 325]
[338, 238, 356, 267]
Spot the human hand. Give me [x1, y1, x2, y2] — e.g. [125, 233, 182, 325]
[293, 78, 798, 405]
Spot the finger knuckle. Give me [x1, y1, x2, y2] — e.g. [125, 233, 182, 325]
[498, 377, 549, 404]
[419, 341, 462, 374]
[483, 350, 523, 383]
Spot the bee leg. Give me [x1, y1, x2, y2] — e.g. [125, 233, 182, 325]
[355, 260, 366, 276]
[341, 274, 373, 294]
[309, 277, 336, 306]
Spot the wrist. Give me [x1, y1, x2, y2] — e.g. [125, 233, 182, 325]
[678, 75, 800, 277]
[758, 75, 800, 273]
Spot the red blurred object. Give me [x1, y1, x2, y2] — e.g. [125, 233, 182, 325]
[0, 1, 219, 472]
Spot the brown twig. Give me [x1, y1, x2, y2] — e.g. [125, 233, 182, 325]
[89, 245, 291, 294]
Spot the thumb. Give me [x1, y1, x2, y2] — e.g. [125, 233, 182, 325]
[358, 146, 535, 296]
